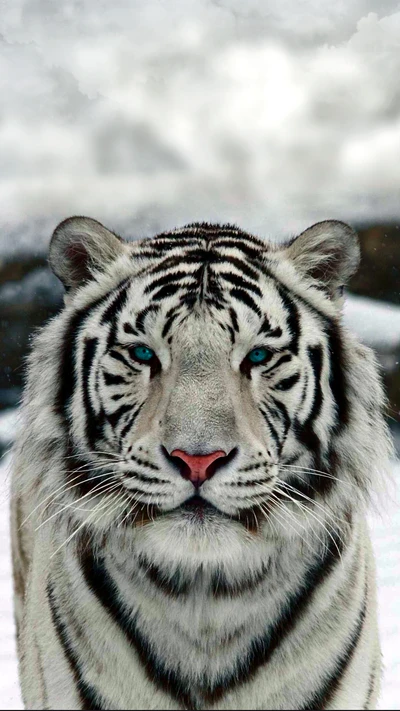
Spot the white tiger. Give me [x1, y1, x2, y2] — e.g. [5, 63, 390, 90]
[11, 216, 393, 710]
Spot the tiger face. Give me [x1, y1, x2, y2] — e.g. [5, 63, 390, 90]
[48, 217, 360, 553]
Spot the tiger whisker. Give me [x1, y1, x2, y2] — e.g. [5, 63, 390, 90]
[63, 485, 123, 513]
[97, 492, 129, 530]
[35, 479, 121, 531]
[256, 496, 316, 555]
[279, 464, 357, 491]
[273, 485, 343, 562]
[61, 449, 121, 462]
[49, 494, 127, 560]
[274, 478, 348, 529]
[262, 493, 331, 556]
[117, 489, 151, 528]
[21, 470, 116, 527]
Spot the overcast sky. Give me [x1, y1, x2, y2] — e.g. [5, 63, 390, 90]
[1, 1, 400, 255]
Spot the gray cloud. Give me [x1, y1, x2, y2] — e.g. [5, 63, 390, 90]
[1, 1, 400, 255]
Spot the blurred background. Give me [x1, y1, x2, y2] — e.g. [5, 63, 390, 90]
[0, 1, 400, 708]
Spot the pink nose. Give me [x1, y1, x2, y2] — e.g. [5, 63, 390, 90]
[171, 449, 227, 486]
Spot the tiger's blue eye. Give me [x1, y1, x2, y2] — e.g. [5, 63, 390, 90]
[247, 347, 269, 364]
[131, 345, 155, 362]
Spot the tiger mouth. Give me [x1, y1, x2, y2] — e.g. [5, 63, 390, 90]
[176, 494, 264, 533]
[178, 495, 225, 521]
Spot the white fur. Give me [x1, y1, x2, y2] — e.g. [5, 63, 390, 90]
[11, 218, 393, 710]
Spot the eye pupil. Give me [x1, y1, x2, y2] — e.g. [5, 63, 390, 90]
[132, 345, 154, 362]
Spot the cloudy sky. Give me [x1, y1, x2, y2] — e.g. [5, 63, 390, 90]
[1, 1, 400, 255]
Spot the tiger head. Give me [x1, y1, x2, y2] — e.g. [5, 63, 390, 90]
[41, 216, 390, 562]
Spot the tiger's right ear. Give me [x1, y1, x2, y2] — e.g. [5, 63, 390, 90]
[49, 216, 125, 290]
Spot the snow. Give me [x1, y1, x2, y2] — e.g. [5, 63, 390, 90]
[371, 463, 400, 710]
[0, 442, 399, 709]
[1, 3, 400, 255]
[0, 411, 19, 454]
[344, 295, 400, 352]
[0, 454, 22, 710]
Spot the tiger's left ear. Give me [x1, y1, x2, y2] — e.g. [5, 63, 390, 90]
[283, 220, 360, 298]
[49, 216, 125, 291]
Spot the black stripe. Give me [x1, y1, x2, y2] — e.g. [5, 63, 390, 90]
[82, 338, 101, 449]
[179, 291, 197, 309]
[257, 316, 282, 338]
[238, 462, 263, 472]
[80, 552, 194, 709]
[234, 476, 272, 487]
[100, 280, 130, 325]
[212, 239, 263, 260]
[47, 582, 105, 710]
[129, 452, 160, 471]
[307, 345, 323, 421]
[226, 324, 236, 344]
[275, 372, 300, 391]
[210, 565, 269, 598]
[294, 345, 324, 467]
[137, 555, 190, 597]
[148, 250, 216, 276]
[123, 321, 137, 335]
[103, 372, 127, 386]
[123, 469, 168, 485]
[301, 590, 367, 710]
[270, 396, 291, 440]
[145, 239, 200, 252]
[151, 283, 184, 302]
[108, 349, 140, 371]
[260, 407, 281, 451]
[212, 232, 264, 245]
[220, 255, 260, 281]
[144, 270, 193, 294]
[119, 404, 144, 442]
[326, 322, 350, 432]
[219, 271, 263, 297]
[229, 306, 239, 333]
[230, 288, 262, 317]
[106, 403, 132, 430]
[104, 282, 131, 350]
[135, 304, 160, 333]
[204, 296, 227, 311]
[276, 283, 300, 355]
[205, 270, 223, 303]
[161, 311, 179, 338]
[262, 353, 292, 376]
[258, 315, 271, 334]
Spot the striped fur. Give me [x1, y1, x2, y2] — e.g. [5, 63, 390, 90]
[11, 217, 393, 710]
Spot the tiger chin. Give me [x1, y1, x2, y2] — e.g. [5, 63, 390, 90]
[11, 216, 393, 710]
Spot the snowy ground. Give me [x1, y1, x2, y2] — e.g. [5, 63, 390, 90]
[0, 452, 399, 709]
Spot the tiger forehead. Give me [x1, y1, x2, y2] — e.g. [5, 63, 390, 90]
[143, 222, 267, 251]
[133, 227, 269, 308]
[136, 224, 267, 274]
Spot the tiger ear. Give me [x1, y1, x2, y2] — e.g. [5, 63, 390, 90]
[284, 220, 360, 297]
[49, 216, 125, 290]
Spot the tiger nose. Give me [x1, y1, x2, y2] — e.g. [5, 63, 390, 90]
[170, 449, 227, 486]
